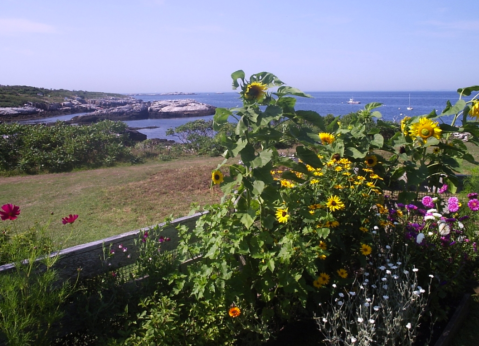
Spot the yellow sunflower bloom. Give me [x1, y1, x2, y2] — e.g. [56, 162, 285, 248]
[212, 170, 224, 184]
[366, 182, 375, 188]
[318, 254, 327, 260]
[276, 208, 289, 223]
[317, 273, 330, 285]
[330, 220, 339, 228]
[244, 82, 268, 101]
[360, 244, 372, 256]
[319, 133, 335, 145]
[469, 100, 479, 120]
[310, 179, 320, 184]
[313, 279, 323, 288]
[409, 117, 442, 143]
[337, 268, 348, 279]
[319, 241, 327, 250]
[359, 227, 368, 233]
[365, 155, 378, 167]
[326, 195, 345, 212]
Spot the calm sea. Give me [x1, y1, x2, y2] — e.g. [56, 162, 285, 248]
[24, 91, 471, 140]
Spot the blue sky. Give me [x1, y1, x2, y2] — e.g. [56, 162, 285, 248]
[1, 0, 477, 93]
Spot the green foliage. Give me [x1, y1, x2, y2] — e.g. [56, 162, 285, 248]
[0, 85, 126, 108]
[166, 119, 235, 156]
[0, 222, 77, 345]
[0, 120, 134, 174]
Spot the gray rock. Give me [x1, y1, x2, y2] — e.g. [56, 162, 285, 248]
[148, 99, 216, 118]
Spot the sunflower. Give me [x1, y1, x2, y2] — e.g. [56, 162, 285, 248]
[313, 279, 323, 288]
[212, 170, 224, 184]
[359, 227, 368, 233]
[318, 254, 327, 260]
[228, 307, 241, 318]
[409, 117, 442, 143]
[337, 268, 348, 279]
[365, 155, 378, 167]
[360, 244, 372, 256]
[319, 133, 335, 145]
[469, 100, 479, 120]
[317, 273, 330, 285]
[433, 147, 440, 154]
[244, 82, 268, 101]
[276, 208, 289, 223]
[319, 241, 327, 250]
[330, 220, 339, 228]
[400, 116, 411, 135]
[326, 195, 345, 212]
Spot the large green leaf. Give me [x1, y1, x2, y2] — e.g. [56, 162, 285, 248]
[213, 108, 232, 127]
[440, 99, 466, 116]
[296, 146, 323, 168]
[277, 97, 296, 113]
[253, 162, 274, 184]
[252, 149, 273, 168]
[239, 209, 256, 229]
[231, 138, 248, 156]
[261, 185, 281, 204]
[371, 111, 382, 119]
[231, 70, 245, 89]
[371, 134, 384, 148]
[295, 110, 325, 129]
[252, 180, 265, 195]
[275, 86, 312, 98]
[457, 85, 479, 97]
[344, 147, 367, 159]
[240, 143, 256, 164]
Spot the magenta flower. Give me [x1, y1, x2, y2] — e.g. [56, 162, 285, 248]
[421, 196, 434, 208]
[468, 193, 478, 199]
[448, 197, 459, 212]
[439, 184, 448, 194]
[468, 199, 479, 211]
[0, 204, 21, 221]
[62, 214, 78, 224]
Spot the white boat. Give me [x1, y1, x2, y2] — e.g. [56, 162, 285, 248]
[347, 98, 360, 104]
[407, 94, 413, 110]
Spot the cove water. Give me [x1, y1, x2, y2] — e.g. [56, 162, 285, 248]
[23, 91, 471, 140]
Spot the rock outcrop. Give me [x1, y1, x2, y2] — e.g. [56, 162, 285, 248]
[0, 97, 216, 123]
[148, 99, 216, 119]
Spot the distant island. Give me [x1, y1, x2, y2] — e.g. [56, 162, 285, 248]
[126, 92, 196, 96]
[0, 85, 215, 123]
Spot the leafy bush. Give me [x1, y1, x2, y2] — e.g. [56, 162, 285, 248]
[0, 120, 134, 174]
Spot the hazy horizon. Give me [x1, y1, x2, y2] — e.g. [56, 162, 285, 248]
[1, 0, 477, 93]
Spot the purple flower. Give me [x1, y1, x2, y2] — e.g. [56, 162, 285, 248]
[396, 203, 405, 208]
[468, 193, 478, 199]
[422, 196, 434, 208]
[159, 236, 165, 243]
[459, 215, 470, 221]
[468, 199, 479, 211]
[439, 184, 448, 194]
[417, 209, 427, 216]
[445, 218, 456, 222]
[406, 204, 418, 210]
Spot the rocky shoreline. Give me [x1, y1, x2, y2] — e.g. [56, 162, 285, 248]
[0, 97, 216, 124]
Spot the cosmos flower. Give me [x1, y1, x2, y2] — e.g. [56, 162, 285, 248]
[0, 204, 20, 221]
[468, 199, 479, 211]
[62, 214, 79, 224]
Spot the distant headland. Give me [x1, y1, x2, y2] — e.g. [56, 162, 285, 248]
[0, 85, 215, 123]
[126, 92, 196, 96]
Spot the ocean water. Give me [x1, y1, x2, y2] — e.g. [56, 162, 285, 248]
[23, 91, 472, 140]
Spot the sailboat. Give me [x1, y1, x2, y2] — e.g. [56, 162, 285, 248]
[407, 94, 413, 111]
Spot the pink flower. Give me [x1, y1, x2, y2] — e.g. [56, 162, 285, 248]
[448, 197, 459, 212]
[0, 204, 21, 221]
[439, 185, 448, 194]
[468, 199, 479, 211]
[62, 214, 78, 224]
[422, 196, 434, 208]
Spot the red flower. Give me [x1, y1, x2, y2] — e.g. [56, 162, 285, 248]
[62, 214, 79, 224]
[0, 204, 20, 221]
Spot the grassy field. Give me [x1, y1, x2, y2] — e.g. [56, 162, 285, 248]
[0, 156, 226, 248]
